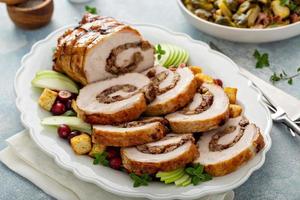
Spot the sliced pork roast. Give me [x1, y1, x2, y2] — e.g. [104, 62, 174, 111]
[194, 116, 265, 176]
[121, 134, 199, 175]
[166, 83, 230, 133]
[53, 14, 155, 85]
[92, 117, 168, 147]
[144, 66, 198, 116]
[76, 73, 155, 124]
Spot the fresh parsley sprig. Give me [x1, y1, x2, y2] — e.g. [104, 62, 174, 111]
[270, 68, 300, 85]
[253, 49, 270, 69]
[129, 173, 152, 187]
[85, 5, 98, 14]
[185, 164, 212, 185]
[93, 152, 109, 166]
[155, 44, 166, 60]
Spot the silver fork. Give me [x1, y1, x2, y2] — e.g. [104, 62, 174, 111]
[252, 82, 300, 137]
[208, 42, 300, 137]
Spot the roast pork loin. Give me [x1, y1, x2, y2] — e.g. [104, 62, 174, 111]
[144, 66, 198, 116]
[75, 73, 155, 124]
[194, 116, 265, 176]
[92, 117, 168, 147]
[121, 134, 199, 175]
[53, 14, 155, 85]
[166, 83, 230, 133]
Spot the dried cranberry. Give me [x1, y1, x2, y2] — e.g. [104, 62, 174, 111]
[106, 147, 119, 159]
[58, 90, 72, 102]
[109, 157, 122, 170]
[214, 79, 223, 87]
[57, 124, 71, 139]
[67, 130, 81, 143]
[51, 102, 66, 115]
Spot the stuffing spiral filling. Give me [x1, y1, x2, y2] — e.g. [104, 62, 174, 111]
[209, 117, 250, 152]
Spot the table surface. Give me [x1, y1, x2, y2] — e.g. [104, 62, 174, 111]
[1, 0, 300, 200]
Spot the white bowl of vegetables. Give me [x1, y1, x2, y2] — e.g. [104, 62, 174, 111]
[178, 0, 300, 43]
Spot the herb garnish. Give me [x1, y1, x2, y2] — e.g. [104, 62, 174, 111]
[253, 49, 270, 68]
[129, 173, 152, 187]
[185, 164, 212, 185]
[270, 68, 300, 85]
[155, 44, 166, 60]
[93, 152, 109, 166]
[85, 5, 98, 14]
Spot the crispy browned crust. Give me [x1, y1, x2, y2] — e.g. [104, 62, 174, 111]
[121, 143, 199, 175]
[145, 77, 198, 116]
[92, 123, 168, 147]
[169, 105, 230, 133]
[53, 14, 144, 85]
[77, 96, 148, 124]
[203, 130, 265, 176]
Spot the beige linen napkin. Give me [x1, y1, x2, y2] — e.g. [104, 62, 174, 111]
[0, 130, 234, 200]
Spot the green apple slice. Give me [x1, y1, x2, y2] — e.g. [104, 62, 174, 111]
[41, 116, 91, 133]
[182, 51, 189, 65]
[164, 170, 185, 184]
[162, 44, 175, 67]
[175, 174, 190, 186]
[156, 168, 183, 178]
[173, 47, 185, 67]
[160, 168, 184, 181]
[165, 45, 179, 67]
[32, 74, 79, 93]
[181, 177, 192, 187]
[36, 70, 77, 85]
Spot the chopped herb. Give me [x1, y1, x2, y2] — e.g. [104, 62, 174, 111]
[253, 49, 270, 68]
[270, 69, 300, 85]
[93, 152, 109, 166]
[280, 0, 289, 6]
[129, 173, 152, 187]
[185, 164, 212, 185]
[288, 2, 298, 11]
[85, 5, 97, 14]
[288, 78, 293, 85]
[155, 44, 166, 60]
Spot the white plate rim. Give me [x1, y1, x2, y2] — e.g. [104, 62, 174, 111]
[14, 23, 272, 200]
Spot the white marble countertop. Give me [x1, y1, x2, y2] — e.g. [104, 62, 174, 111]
[0, 0, 300, 199]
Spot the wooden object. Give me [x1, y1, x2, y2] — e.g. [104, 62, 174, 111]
[0, 0, 27, 5]
[6, 0, 53, 29]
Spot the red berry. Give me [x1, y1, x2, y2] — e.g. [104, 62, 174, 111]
[57, 124, 71, 139]
[51, 102, 66, 115]
[109, 157, 122, 170]
[106, 147, 119, 159]
[214, 79, 223, 87]
[58, 90, 72, 102]
[67, 130, 81, 143]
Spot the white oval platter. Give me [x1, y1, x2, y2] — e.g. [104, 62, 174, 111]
[15, 23, 272, 200]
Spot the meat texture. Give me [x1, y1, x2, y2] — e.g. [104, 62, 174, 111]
[194, 116, 265, 176]
[53, 14, 155, 85]
[121, 134, 199, 175]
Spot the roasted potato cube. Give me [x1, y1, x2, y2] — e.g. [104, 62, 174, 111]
[229, 104, 243, 118]
[70, 133, 92, 155]
[38, 88, 58, 111]
[189, 66, 203, 74]
[195, 73, 214, 84]
[224, 87, 238, 104]
[89, 143, 106, 158]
